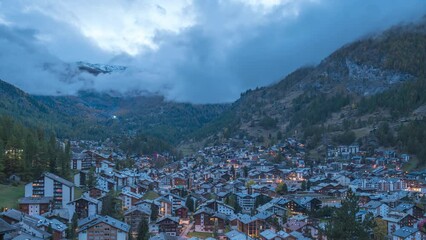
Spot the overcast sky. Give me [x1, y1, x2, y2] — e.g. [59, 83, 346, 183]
[0, 0, 425, 103]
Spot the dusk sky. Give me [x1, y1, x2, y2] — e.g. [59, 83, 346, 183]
[0, 0, 425, 103]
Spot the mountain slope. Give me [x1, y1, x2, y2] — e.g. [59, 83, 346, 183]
[192, 20, 426, 149]
[0, 81, 229, 142]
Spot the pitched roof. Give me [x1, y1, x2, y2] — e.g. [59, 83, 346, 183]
[155, 216, 180, 224]
[392, 227, 418, 238]
[124, 205, 152, 216]
[0, 218, 15, 234]
[18, 197, 53, 204]
[44, 172, 75, 187]
[225, 230, 254, 240]
[260, 229, 277, 240]
[363, 200, 383, 209]
[78, 215, 130, 232]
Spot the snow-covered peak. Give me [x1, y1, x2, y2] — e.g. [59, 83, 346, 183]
[76, 61, 127, 75]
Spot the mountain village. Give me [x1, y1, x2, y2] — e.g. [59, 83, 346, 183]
[0, 136, 424, 240]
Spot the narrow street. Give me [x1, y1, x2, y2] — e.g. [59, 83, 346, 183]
[180, 221, 194, 238]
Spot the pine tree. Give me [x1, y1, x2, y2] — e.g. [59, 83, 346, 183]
[276, 183, 288, 195]
[150, 205, 159, 222]
[243, 166, 249, 178]
[136, 219, 149, 240]
[230, 165, 236, 179]
[185, 196, 194, 212]
[326, 189, 374, 240]
[68, 213, 78, 239]
[86, 167, 96, 189]
[306, 180, 311, 190]
[301, 181, 307, 191]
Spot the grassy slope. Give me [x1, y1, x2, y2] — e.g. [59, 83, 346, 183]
[142, 191, 160, 200]
[0, 184, 25, 210]
[187, 232, 214, 238]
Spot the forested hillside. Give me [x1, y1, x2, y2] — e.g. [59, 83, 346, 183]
[189, 20, 426, 167]
[0, 116, 71, 183]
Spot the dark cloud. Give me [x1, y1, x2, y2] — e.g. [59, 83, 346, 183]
[0, 0, 425, 103]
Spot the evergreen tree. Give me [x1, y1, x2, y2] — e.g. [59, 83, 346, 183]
[213, 218, 219, 238]
[86, 167, 96, 189]
[185, 196, 195, 212]
[150, 205, 159, 222]
[101, 190, 122, 220]
[136, 219, 149, 240]
[326, 189, 374, 240]
[301, 181, 307, 191]
[68, 213, 78, 239]
[230, 165, 236, 179]
[243, 166, 249, 178]
[276, 183, 288, 195]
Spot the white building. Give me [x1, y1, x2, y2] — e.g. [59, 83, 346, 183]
[25, 172, 75, 209]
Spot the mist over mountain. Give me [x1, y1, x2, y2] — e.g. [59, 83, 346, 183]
[0, 0, 425, 103]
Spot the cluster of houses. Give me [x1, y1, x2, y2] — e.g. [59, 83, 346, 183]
[1, 138, 426, 240]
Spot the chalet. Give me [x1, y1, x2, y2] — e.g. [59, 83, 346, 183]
[295, 197, 322, 212]
[66, 195, 102, 219]
[257, 202, 287, 219]
[73, 170, 88, 187]
[1, 209, 25, 225]
[97, 176, 116, 191]
[270, 198, 305, 214]
[156, 216, 180, 236]
[383, 211, 417, 235]
[18, 197, 52, 216]
[157, 197, 173, 217]
[393, 203, 424, 219]
[172, 176, 187, 188]
[391, 226, 421, 240]
[259, 229, 293, 240]
[198, 199, 235, 216]
[0, 218, 15, 239]
[312, 183, 345, 196]
[163, 193, 186, 211]
[71, 152, 93, 170]
[236, 193, 260, 213]
[226, 229, 254, 240]
[361, 201, 389, 217]
[173, 205, 188, 219]
[83, 150, 112, 168]
[77, 215, 130, 240]
[124, 205, 151, 238]
[86, 186, 108, 199]
[193, 207, 227, 233]
[233, 214, 265, 238]
[119, 190, 143, 210]
[34, 216, 68, 240]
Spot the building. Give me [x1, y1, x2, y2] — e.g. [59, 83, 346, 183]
[124, 205, 151, 238]
[199, 199, 235, 216]
[156, 216, 180, 236]
[193, 207, 227, 233]
[67, 195, 102, 219]
[233, 214, 264, 237]
[18, 197, 53, 216]
[119, 190, 143, 210]
[25, 172, 75, 209]
[77, 215, 130, 240]
[236, 193, 259, 213]
[392, 226, 421, 240]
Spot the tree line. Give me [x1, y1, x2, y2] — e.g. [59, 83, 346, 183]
[0, 115, 71, 183]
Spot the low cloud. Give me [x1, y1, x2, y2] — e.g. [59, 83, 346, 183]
[0, 0, 425, 103]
